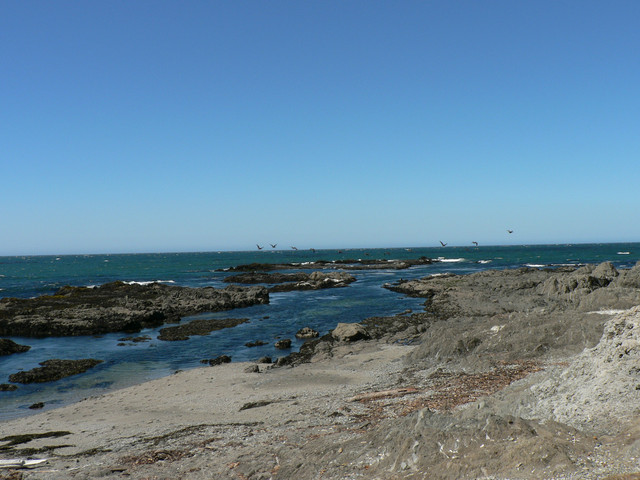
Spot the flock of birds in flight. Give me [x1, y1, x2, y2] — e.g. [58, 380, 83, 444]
[256, 230, 514, 251]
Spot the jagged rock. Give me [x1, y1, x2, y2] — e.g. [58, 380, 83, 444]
[331, 323, 371, 342]
[0, 282, 268, 337]
[9, 359, 103, 384]
[296, 327, 319, 339]
[258, 356, 272, 363]
[275, 339, 292, 349]
[0, 338, 31, 355]
[245, 340, 267, 347]
[244, 365, 260, 373]
[0, 383, 18, 391]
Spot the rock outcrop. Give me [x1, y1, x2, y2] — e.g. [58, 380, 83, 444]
[0, 281, 268, 337]
[0, 338, 31, 355]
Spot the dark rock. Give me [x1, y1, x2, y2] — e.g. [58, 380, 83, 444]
[239, 400, 273, 411]
[258, 356, 272, 364]
[244, 365, 260, 373]
[117, 336, 151, 343]
[224, 272, 310, 284]
[158, 318, 248, 341]
[0, 383, 18, 391]
[245, 340, 267, 347]
[0, 282, 268, 337]
[202, 355, 232, 366]
[29, 402, 45, 409]
[9, 359, 103, 384]
[275, 339, 292, 349]
[296, 327, 319, 339]
[0, 338, 31, 355]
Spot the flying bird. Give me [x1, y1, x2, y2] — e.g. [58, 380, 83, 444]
[291, 246, 298, 250]
[507, 229, 513, 234]
[270, 243, 277, 248]
[439, 241, 447, 247]
[472, 241, 478, 246]
[256, 244, 263, 250]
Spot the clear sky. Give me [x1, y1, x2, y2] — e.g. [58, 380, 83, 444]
[2, 1, 639, 255]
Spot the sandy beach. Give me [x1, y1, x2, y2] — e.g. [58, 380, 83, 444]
[4, 262, 640, 479]
[1, 342, 415, 479]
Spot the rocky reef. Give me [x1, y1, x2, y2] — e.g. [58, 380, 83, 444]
[157, 318, 249, 341]
[0, 281, 268, 337]
[222, 256, 435, 272]
[9, 359, 103, 384]
[224, 271, 357, 292]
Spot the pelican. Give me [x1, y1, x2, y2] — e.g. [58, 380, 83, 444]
[256, 244, 263, 250]
[472, 241, 478, 246]
[291, 246, 298, 251]
[270, 243, 277, 248]
[439, 241, 447, 247]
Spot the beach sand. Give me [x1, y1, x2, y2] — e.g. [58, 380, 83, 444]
[0, 342, 414, 479]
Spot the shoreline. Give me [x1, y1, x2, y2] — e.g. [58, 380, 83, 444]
[3, 262, 640, 478]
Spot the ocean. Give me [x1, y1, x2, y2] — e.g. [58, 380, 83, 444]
[1, 243, 638, 421]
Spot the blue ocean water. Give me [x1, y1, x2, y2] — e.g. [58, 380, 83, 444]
[0, 243, 638, 420]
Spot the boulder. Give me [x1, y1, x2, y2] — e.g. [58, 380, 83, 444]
[331, 323, 371, 342]
[275, 339, 292, 349]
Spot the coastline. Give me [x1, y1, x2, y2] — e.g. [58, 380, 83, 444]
[3, 260, 640, 478]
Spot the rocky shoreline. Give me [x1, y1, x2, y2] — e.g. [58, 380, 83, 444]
[2, 261, 640, 479]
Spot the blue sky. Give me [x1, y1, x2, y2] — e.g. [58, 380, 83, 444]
[2, 1, 639, 255]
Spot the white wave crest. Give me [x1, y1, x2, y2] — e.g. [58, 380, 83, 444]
[437, 257, 465, 263]
[122, 280, 176, 286]
[478, 260, 492, 264]
[587, 309, 629, 315]
[617, 251, 631, 255]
